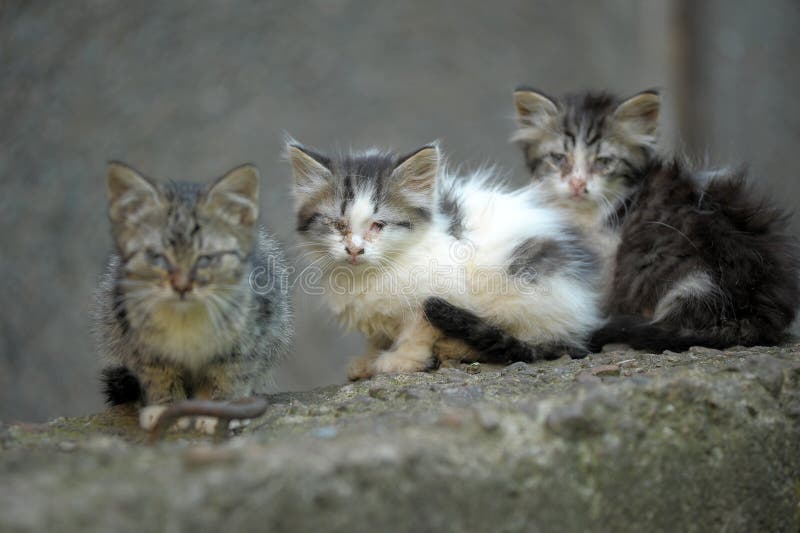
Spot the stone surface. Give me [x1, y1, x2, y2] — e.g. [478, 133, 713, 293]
[2, 345, 800, 532]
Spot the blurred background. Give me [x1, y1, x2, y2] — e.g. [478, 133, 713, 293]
[1, 0, 798, 422]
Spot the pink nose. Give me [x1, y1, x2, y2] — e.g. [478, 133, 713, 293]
[568, 177, 587, 195]
[345, 245, 365, 262]
[170, 270, 193, 297]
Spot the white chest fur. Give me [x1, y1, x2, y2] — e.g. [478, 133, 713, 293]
[320, 182, 581, 342]
[323, 236, 447, 339]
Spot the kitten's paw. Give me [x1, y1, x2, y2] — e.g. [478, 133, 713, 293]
[433, 337, 480, 363]
[567, 346, 591, 359]
[371, 352, 432, 375]
[347, 356, 376, 381]
[194, 416, 219, 435]
[139, 405, 168, 431]
[228, 419, 251, 430]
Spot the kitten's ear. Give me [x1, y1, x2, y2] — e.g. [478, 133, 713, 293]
[513, 88, 559, 127]
[286, 142, 332, 195]
[203, 164, 260, 226]
[106, 162, 163, 224]
[613, 90, 660, 138]
[392, 144, 439, 194]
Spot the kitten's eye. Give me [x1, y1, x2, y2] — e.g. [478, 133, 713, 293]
[334, 220, 348, 233]
[145, 250, 170, 270]
[194, 254, 217, 269]
[370, 221, 385, 232]
[549, 153, 566, 164]
[593, 156, 615, 171]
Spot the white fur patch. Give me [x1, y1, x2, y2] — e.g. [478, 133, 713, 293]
[139, 405, 168, 430]
[348, 193, 375, 235]
[314, 167, 604, 355]
[653, 271, 717, 322]
[139, 406, 243, 434]
[194, 416, 219, 434]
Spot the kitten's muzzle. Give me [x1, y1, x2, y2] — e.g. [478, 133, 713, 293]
[344, 244, 365, 264]
[568, 176, 588, 197]
[170, 270, 194, 297]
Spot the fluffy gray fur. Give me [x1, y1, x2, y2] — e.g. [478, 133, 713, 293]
[93, 162, 292, 406]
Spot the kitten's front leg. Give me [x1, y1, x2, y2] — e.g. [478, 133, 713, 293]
[194, 360, 253, 401]
[192, 361, 258, 434]
[432, 337, 482, 364]
[371, 316, 440, 376]
[348, 335, 392, 381]
[135, 363, 187, 430]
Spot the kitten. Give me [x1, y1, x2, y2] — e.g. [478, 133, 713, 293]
[512, 88, 800, 350]
[287, 140, 604, 378]
[93, 162, 292, 428]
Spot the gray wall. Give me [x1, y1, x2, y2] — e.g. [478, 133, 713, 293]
[0, 0, 797, 422]
[683, 0, 800, 220]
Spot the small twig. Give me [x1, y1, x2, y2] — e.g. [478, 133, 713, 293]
[147, 397, 268, 444]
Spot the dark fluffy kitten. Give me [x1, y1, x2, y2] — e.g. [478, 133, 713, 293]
[513, 87, 800, 351]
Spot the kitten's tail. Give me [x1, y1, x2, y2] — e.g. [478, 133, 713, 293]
[423, 297, 580, 363]
[100, 366, 142, 405]
[587, 315, 729, 353]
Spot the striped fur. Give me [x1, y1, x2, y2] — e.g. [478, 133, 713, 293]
[93, 163, 293, 413]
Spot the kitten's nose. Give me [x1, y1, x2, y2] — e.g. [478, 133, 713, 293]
[344, 245, 365, 261]
[568, 177, 587, 196]
[170, 271, 193, 297]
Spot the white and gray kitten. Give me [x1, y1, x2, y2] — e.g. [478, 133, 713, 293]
[93, 163, 292, 428]
[288, 140, 604, 378]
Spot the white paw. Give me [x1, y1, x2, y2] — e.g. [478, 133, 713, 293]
[175, 416, 192, 430]
[194, 416, 219, 435]
[347, 356, 376, 380]
[139, 405, 168, 430]
[228, 419, 251, 430]
[372, 351, 429, 375]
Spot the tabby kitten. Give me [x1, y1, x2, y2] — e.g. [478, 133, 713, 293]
[512, 88, 799, 350]
[94, 162, 292, 428]
[288, 140, 604, 378]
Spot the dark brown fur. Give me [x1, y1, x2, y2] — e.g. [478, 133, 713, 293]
[513, 88, 799, 351]
[591, 160, 800, 350]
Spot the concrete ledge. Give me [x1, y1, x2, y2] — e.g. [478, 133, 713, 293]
[2, 345, 799, 532]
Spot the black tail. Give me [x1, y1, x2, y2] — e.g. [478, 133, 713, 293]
[100, 366, 142, 405]
[423, 297, 575, 363]
[588, 315, 730, 353]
